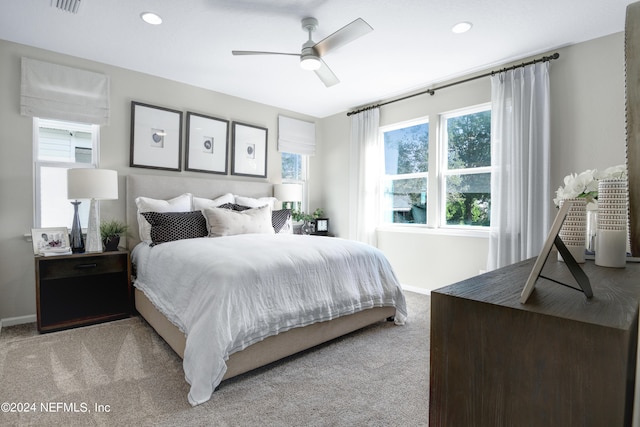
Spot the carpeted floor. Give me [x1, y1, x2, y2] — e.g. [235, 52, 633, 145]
[0, 291, 430, 427]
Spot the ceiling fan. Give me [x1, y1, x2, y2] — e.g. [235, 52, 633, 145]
[232, 17, 373, 87]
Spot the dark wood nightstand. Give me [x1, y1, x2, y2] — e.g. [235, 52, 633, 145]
[34, 250, 132, 333]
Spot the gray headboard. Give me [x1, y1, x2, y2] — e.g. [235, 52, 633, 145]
[126, 174, 272, 250]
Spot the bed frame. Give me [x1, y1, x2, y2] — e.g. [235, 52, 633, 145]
[126, 173, 396, 381]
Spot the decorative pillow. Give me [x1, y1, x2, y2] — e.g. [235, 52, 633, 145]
[234, 195, 277, 209]
[272, 209, 293, 234]
[141, 211, 208, 246]
[217, 202, 251, 211]
[193, 193, 235, 211]
[204, 205, 275, 237]
[135, 193, 193, 242]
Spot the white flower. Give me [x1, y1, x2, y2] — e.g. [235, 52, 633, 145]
[553, 164, 626, 207]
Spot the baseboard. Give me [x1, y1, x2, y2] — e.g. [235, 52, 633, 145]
[1, 314, 37, 328]
[401, 284, 430, 295]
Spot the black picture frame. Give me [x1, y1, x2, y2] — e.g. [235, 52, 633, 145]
[185, 112, 229, 175]
[314, 218, 329, 235]
[130, 101, 183, 171]
[231, 121, 268, 178]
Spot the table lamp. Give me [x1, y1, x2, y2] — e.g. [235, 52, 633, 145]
[273, 183, 302, 210]
[67, 168, 118, 253]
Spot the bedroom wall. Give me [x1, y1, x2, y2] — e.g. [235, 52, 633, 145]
[0, 39, 319, 324]
[319, 31, 626, 293]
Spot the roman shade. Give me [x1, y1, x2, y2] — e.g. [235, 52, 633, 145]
[277, 115, 316, 156]
[21, 57, 110, 125]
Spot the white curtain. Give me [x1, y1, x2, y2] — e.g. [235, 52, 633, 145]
[21, 57, 110, 125]
[487, 62, 551, 270]
[349, 108, 380, 246]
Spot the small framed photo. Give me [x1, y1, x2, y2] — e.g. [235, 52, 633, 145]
[130, 101, 183, 171]
[314, 218, 329, 235]
[31, 227, 70, 255]
[231, 121, 268, 178]
[185, 112, 229, 174]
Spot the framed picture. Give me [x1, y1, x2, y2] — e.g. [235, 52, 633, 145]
[520, 200, 592, 303]
[314, 218, 329, 235]
[185, 112, 229, 174]
[130, 101, 183, 171]
[231, 121, 268, 178]
[31, 227, 70, 255]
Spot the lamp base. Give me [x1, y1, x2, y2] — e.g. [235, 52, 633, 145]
[85, 198, 103, 253]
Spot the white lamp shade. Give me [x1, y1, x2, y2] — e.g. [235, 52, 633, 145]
[273, 183, 302, 202]
[67, 168, 118, 200]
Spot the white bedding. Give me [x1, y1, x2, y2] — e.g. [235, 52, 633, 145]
[132, 233, 407, 406]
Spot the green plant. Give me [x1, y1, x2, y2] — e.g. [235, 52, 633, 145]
[100, 219, 129, 240]
[291, 208, 324, 222]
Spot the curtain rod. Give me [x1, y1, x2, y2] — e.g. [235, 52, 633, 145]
[346, 52, 560, 117]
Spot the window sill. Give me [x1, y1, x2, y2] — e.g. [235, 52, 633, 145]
[376, 224, 490, 239]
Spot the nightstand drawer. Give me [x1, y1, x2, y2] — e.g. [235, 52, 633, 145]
[38, 253, 127, 280]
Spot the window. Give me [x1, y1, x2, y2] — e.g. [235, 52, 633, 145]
[380, 119, 429, 224]
[440, 105, 491, 227]
[281, 152, 307, 211]
[34, 118, 99, 228]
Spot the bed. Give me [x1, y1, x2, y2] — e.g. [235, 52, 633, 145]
[126, 174, 407, 406]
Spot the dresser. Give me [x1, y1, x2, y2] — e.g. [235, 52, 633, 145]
[35, 250, 132, 332]
[429, 256, 640, 426]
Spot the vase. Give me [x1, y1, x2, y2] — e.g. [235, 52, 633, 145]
[103, 236, 120, 252]
[557, 198, 586, 263]
[585, 208, 598, 253]
[301, 220, 312, 235]
[69, 200, 85, 253]
[595, 179, 627, 268]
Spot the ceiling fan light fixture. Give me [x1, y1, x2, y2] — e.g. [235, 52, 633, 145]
[141, 12, 163, 25]
[300, 55, 321, 71]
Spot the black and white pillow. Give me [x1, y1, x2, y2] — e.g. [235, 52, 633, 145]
[272, 209, 292, 234]
[141, 211, 208, 246]
[217, 202, 251, 211]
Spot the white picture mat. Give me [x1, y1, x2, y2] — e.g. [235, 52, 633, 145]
[520, 200, 573, 303]
[31, 227, 70, 254]
[186, 113, 228, 173]
[132, 103, 182, 170]
[232, 122, 267, 177]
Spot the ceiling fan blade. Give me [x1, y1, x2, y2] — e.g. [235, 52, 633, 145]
[313, 18, 373, 57]
[232, 50, 300, 56]
[314, 59, 339, 87]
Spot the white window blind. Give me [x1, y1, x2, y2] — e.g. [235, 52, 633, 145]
[21, 57, 110, 125]
[277, 115, 316, 156]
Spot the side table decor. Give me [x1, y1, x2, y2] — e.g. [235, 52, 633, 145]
[595, 178, 628, 268]
[557, 198, 586, 263]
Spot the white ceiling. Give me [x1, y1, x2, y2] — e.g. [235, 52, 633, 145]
[0, 0, 633, 118]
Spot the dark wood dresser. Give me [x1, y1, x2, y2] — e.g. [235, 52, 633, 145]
[429, 255, 640, 426]
[35, 250, 132, 332]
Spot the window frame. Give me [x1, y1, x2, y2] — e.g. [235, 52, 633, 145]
[438, 103, 492, 230]
[33, 118, 100, 229]
[280, 151, 309, 213]
[378, 116, 430, 227]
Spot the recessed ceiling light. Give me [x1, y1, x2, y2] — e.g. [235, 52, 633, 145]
[141, 12, 163, 25]
[452, 21, 472, 34]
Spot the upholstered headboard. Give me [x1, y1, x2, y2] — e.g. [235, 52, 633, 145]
[126, 174, 273, 250]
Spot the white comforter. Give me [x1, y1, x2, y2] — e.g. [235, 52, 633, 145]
[132, 233, 407, 406]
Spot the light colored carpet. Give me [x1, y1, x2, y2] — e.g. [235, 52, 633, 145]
[0, 291, 430, 427]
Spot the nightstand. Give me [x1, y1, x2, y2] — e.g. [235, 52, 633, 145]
[34, 250, 132, 333]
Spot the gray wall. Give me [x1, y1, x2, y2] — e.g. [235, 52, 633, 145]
[319, 32, 626, 293]
[0, 31, 627, 322]
[0, 39, 318, 323]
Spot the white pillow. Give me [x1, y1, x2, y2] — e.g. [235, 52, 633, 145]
[135, 193, 193, 242]
[234, 195, 277, 209]
[193, 193, 235, 211]
[204, 205, 275, 237]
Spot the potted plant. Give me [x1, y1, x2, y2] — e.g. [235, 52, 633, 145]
[100, 219, 129, 251]
[291, 208, 324, 234]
